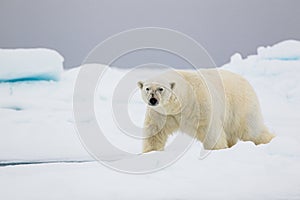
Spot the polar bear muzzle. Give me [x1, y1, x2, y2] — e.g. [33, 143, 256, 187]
[149, 97, 158, 106]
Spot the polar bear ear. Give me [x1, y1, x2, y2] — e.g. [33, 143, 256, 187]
[170, 82, 175, 90]
[137, 81, 144, 89]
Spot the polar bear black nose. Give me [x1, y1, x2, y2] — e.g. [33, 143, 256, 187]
[149, 98, 158, 106]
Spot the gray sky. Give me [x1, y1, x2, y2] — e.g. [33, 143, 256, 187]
[0, 0, 299, 69]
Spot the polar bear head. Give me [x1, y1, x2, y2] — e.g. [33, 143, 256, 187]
[137, 81, 175, 107]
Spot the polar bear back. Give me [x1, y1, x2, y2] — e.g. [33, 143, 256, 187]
[175, 69, 263, 139]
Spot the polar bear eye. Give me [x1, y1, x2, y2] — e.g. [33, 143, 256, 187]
[158, 88, 164, 92]
[145, 88, 150, 91]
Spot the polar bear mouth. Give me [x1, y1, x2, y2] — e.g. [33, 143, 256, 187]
[148, 98, 158, 106]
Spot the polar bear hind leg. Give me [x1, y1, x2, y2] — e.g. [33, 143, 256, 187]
[251, 126, 275, 145]
[201, 128, 229, 150]
[240, 113, 275, 145]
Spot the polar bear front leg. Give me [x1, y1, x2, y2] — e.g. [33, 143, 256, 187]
[142, 109, 179, 153]
[143, 129, 169, 153]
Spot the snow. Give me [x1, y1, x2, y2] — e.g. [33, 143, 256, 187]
[0, 41, 300, 199]
[0, 48, 64, 82]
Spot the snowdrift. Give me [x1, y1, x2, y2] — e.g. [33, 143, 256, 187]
[223, 40, 300, 104]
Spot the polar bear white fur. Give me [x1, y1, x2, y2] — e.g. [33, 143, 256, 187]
[137, 69, 274, 153]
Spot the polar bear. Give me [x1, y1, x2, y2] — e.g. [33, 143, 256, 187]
[137, 69, 274, 153]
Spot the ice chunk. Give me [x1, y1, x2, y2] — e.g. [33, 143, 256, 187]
[258, 40, 300, 60]
[0, 48, 64, 82]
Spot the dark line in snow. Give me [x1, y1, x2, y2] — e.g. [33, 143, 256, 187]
[0, 160, 95, 167]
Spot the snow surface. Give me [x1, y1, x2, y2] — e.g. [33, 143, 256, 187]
[0, 41, 300, 199]
[0, 48, 64, 81]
